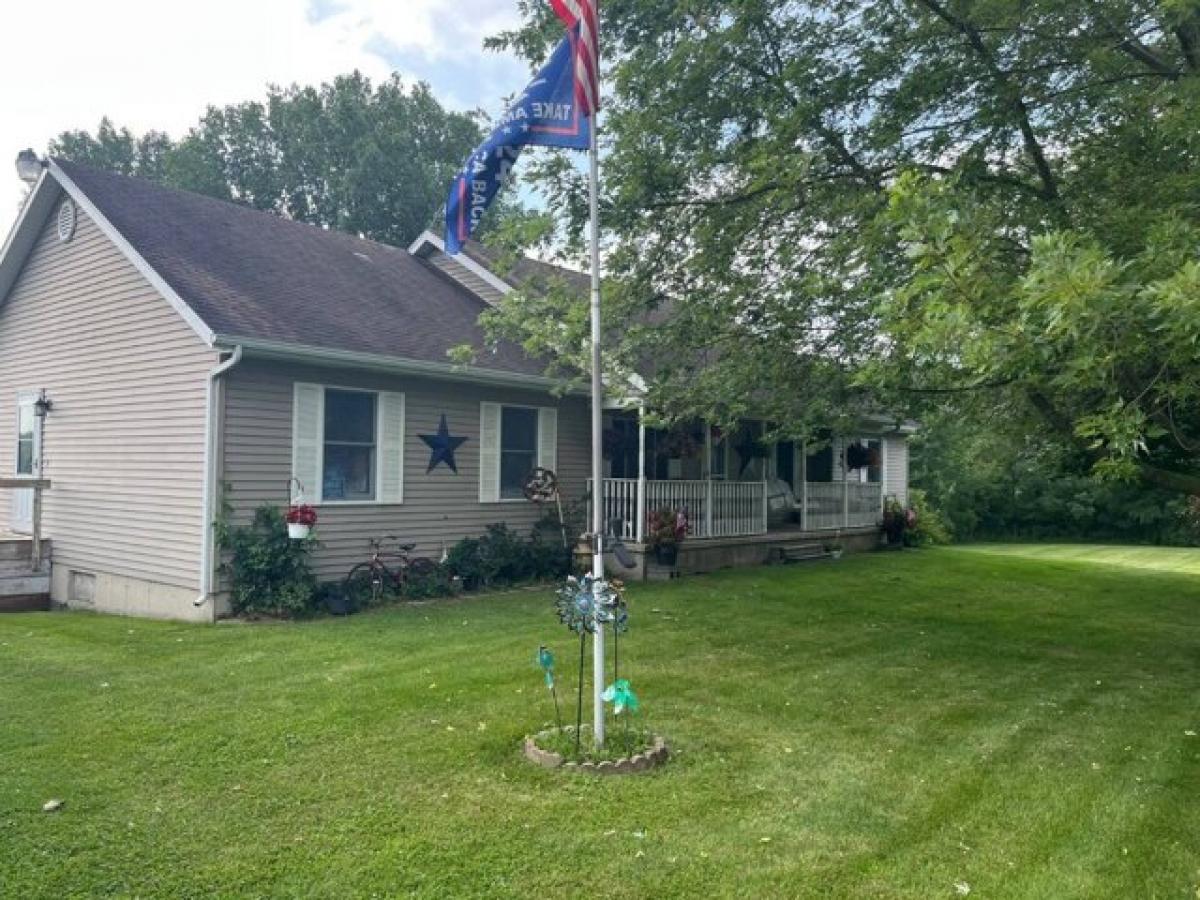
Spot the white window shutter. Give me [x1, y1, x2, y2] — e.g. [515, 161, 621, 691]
[292, 383, 323, 503]
[378, 391, 405, 504]
[479, 402, 501, 503]
[538, 407, 558, 473]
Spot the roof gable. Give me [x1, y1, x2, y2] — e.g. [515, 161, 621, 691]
[0, 171, 61, 308]
[19, 161, 553, 381]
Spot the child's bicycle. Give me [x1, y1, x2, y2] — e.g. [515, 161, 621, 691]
[343, 536, 437, 607]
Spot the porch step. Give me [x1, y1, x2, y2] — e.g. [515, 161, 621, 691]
[0, 592, 50, 612]
[771, 542, 830, 564]
[0, 536, 51, 562]
[0, 568, 50, 611]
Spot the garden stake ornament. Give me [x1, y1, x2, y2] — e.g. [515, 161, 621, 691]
[602, 678, 640, 749]
[554, 574, 622, 754]
[536, 644, 563, 732]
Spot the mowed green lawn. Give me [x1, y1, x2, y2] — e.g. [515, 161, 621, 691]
[2, 547, 1199, 899]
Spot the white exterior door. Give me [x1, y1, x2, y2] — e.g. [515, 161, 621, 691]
[11, 394, 38, 534]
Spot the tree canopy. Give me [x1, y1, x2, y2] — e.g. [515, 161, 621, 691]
[50, 73, 485, 248]
[484, 0, 1200, 494]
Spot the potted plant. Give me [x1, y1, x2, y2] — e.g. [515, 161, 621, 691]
[285, 502, 317, 539]
[880, 498, 909, 547]
[646, 507, 688, 566]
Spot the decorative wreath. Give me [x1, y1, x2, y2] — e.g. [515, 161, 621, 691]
[522, 467, 559, 503]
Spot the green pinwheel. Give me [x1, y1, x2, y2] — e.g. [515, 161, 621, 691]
[602, 679, 640, 716]
[535, 644, 563, 731]
[536, 645, 555, 686]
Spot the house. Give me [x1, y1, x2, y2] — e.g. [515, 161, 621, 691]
[0, 158, 912, 620]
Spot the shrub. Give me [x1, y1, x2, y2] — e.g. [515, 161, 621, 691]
[444, 523, 572, 589]
[404, 565, 457, 600]
[445, 537, 489, 590]
[216, 505, 317, 617]
[904, 489, 952, 546]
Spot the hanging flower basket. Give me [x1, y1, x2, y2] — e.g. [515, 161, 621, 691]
[285, 503, 317, 540]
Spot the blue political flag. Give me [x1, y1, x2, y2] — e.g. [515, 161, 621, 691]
[445, 31, 589, 254]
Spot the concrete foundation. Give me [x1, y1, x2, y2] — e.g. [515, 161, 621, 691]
[50, 566, 212, 622]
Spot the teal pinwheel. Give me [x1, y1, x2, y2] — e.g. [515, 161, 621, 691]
[536, 644, 555, 688]
[602, 679, 640, 716]
[535, 643, 564, 731]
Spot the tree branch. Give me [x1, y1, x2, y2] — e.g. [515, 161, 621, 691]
[915, 0, 1061, 202]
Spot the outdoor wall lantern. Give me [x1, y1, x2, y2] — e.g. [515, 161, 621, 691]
[33, 390, 53, 418]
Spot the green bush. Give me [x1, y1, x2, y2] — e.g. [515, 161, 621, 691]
[904, 489, 952, 546]
[216, 505, 318, 617]
[910, 412, 1198, 546]
[445, 523, 572, 589]
[404, 565, 457, 600]
[445, 537, 489, 590]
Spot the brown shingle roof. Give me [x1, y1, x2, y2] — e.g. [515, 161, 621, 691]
[53, 160, 547, 378]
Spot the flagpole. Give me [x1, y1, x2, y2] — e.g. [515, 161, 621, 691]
[587, 115, 606, 749]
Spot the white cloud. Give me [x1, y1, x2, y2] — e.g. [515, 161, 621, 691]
[0, 0, 524, 232]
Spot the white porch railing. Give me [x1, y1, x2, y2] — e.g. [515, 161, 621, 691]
[803, 481, 883, 530]
[589, 477, 883, 541]
[588, 478, 769, 541]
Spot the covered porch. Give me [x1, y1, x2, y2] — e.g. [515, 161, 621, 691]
[589, 476, 884, 542]
[587, 411, 902, 553]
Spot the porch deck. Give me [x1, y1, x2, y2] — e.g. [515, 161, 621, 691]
[589, 476, 886, 580]
[590, 477, 885, 542]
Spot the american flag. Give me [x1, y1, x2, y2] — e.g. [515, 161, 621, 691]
[549, 0, 599, 115]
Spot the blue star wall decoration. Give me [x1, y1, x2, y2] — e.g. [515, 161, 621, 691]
[420, 414, 469, 473]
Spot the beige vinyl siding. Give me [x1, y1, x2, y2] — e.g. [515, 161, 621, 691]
[884, 434, 909, 504]
[0, 198, 216, 590]
[220, 360, 589, 581]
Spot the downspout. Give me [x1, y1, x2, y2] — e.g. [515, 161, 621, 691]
[194, 345, 243, 609]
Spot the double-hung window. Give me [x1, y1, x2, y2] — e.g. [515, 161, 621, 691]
[323, 389, 377, 501]
[479, 402, 557, 502]
[291, 383, 406, 505]
[499, 406, 538, 500]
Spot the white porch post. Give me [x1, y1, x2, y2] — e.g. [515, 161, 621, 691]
[799, 440, 808, 531]
[703, 421, 714, 538]
[841, 437, 850, 529]
[635, 408, 647, 544]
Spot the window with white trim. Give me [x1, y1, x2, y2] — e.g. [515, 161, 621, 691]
[323, 389, 377, 501]
[292, 383, 405, 505]
[499, 406, 538, 499]
[478, 402, 557, 503]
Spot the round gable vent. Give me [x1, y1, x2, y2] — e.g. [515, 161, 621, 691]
[57, 199, 77, 243]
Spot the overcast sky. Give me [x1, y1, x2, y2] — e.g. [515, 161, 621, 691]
[0, 0, 528, 235]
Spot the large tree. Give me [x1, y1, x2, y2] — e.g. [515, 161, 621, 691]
[482, 0, 1200, 493]
[50, 73, 486, 248]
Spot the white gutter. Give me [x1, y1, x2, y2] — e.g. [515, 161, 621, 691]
[217, 334, 588, 396]
[194, 345, 243, 609]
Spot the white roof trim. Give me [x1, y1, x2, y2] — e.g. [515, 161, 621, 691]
[0, 169, 58, 306]
[407, 229, 514, 299]
[48, 160, 216, 347]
